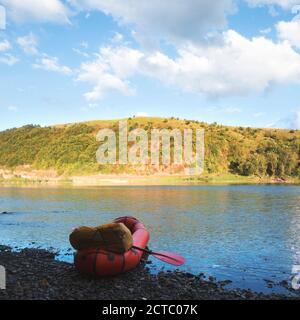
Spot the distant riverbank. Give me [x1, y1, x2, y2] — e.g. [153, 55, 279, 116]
[0, 172, 299, 187]
[0, 245, 299, 300]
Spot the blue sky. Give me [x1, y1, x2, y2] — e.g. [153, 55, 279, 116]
[0, 0, 300, 131]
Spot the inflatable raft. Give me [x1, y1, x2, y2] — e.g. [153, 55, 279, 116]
[74, 216, 150, 276]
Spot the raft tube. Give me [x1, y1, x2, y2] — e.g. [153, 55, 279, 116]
[74, 216, 150, 276]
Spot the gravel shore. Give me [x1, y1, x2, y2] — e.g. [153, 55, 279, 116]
[0, 245, 299, 300]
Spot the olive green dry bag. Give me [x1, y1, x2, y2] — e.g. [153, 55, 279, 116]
[69, 222, 133, 253]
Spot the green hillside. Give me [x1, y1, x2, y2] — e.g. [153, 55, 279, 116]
[0, 117, 299, 180]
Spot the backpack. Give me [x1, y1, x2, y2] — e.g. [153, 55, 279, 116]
[69, 222, 133, 253]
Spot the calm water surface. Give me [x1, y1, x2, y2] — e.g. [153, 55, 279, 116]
[0, 185, 300, 294]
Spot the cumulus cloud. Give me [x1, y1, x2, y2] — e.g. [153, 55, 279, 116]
[69, 0, 235, 45]
[144, 31, 300, 96]
[76, 30, 300, 101]
[1, 0, 71, 24]
[33, 55, 72, 75]
[0, 53, 18, 65]
[76, 46, 142, 100]
[3, 1, 300, 105]
[277, 19, 300, 48]
[0, 39, 11, 51]
[17, 32, 38, 55]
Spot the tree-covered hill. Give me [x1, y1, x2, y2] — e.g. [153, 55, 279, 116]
[0, 117, 299, 179]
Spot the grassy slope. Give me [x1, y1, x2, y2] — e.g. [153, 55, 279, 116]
[0, 117, 299, 184]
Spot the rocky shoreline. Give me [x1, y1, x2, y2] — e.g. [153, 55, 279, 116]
[0, 245, 299, 300]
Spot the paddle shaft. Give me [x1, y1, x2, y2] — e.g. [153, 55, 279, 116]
[132, 245, 184, 264]
[132, 245, 154, 254]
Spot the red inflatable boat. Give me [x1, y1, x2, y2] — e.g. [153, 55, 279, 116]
[74, 216, 150, 276]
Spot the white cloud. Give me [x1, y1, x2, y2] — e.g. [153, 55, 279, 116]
[69, 0, 235, 45]
[135, 112, 149, 117]
[247, 0, 300, 9]
[33, 55, 72, 75]
[141, 30, 300, 96]
[277, 19, 300, 48]
[0, 39, 11, 51]
[76, 30, 300, 101]
[143, 30, 300, 96]
[167, 31, 299, 95]
[17, 33, 38, 55]
[260, 27, 272, 34]
[0, 53, 18, 65]
[1, 0, 71, 24]
[77, 63, 134, 101]
[76, 46, 142, 100]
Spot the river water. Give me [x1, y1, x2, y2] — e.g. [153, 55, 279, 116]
[0, 185, 300, 294]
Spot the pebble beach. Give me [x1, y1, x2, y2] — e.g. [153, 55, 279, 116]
[0, 245, 299, 300]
